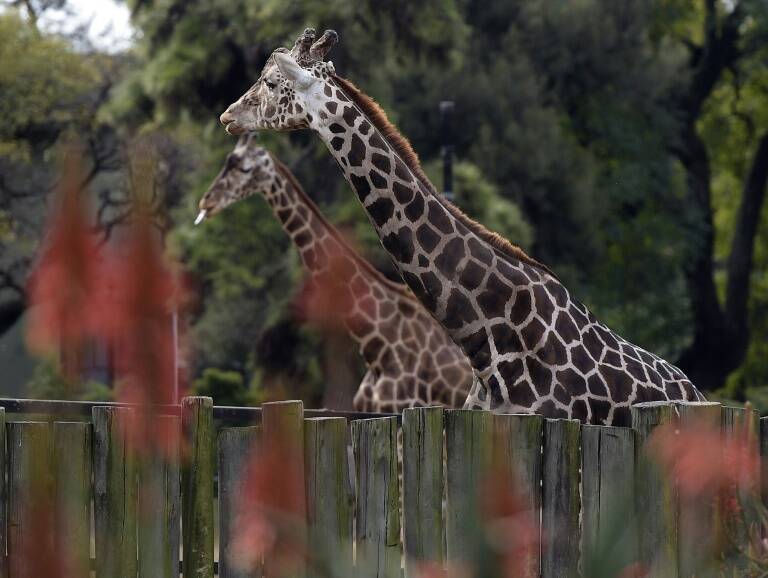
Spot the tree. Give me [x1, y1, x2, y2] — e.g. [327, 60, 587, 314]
[663, 0, 768, 391]
[0, 8, 115, 337]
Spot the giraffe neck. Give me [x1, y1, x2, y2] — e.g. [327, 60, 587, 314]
[258, 156, 418, 359]
[308, 83, 547, 368]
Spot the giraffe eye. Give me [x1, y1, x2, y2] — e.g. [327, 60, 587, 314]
[265, 79, 277, 90]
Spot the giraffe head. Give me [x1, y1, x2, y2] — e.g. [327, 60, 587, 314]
[195, 133, 276, 223]
[219, 28, 338, 134]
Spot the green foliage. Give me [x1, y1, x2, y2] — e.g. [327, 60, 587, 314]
[192, 367, 260, 407]
[25, 359, 113, 401]
[0, 10, 99, 159]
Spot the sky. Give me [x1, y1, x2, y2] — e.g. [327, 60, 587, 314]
[38, 0, 134, 52]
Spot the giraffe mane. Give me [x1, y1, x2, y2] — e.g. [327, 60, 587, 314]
[331, 74, 556, 278]
[270, 153, 419, 301]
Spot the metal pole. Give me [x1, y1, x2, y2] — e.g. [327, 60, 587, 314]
[439, 101, 455, 203]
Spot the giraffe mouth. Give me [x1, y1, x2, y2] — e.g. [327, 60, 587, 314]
[224, 122, 246, 135]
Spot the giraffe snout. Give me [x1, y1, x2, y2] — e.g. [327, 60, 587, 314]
[220, 107, 236, 126]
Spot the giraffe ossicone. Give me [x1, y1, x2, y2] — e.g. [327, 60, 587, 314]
[197, 134, 474, 412]
[220, 29, 705, 425]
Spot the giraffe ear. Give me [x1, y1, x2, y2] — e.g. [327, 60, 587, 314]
[274, 52, 313, 90]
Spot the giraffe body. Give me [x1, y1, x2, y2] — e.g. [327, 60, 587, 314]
[220, 29, 705, 425]
[197, 135, 473, 412]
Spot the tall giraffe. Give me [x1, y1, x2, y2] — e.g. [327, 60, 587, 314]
[219, 29, 705, 426]
[196, 134, 473, 412]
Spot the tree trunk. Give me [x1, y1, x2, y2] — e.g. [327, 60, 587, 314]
[675, 128, 768, 391]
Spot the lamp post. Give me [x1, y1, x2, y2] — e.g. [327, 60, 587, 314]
[439, 101, 455, 203]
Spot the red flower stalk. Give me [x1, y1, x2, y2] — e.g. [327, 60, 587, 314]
[479, 461, 541, 578]
[94, 214, 187, 455]
[648, 419, 760, 498]
[26, 149, 101, 372]
[231, 432, 306, 575]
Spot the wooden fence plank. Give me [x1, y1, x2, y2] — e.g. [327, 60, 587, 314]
[8, 421, 52, 578]
[721, 405, 760, 575]
[182, 396, 215, 578]
[262, 400, 307, 578]
[632, 401, 678, 578]
[542, 418, 581, 578]
[219, 426, 261, 578]
[304, 417, 352, 577]
[444, 409, 492, 566]
[676, 402, 721, 577]
[93, 406, 137, 578]
[0, 408, 6, 578]
[402, 407, 444, 577]
[493, 413, 543, 578]
[760, 416, 768, 510]
[581, 425, 637, 576]
[54, 421, 91, 578]
[139, 415, 181, 578]
[352, 416, 400, 578]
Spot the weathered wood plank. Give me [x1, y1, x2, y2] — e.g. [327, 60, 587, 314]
[139, 415, 181, 578]
[760, 416, 768, 509]
[493, 413, 543, 578]
[0, 408, 7, 578]
[632, 401, 678, 578]
[542, 418, 581, 578]
[304, 417, 352, 577]
[182, 396, 215, 578]
[8, 421, 52, 578]
[721, 405, 760, 574]
[93, 407, 138, 578]
[219, 426, 261, 578]
[581, 425, 637, 576]
[262, 400, 307, 578]
[402, 407, 444, 577]
[676, 402, 721, 577]
[54, 421, 91, 578]
[444, 409, 492, 565]
[352, 416, 400, 578]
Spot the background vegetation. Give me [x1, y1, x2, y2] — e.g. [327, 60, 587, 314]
[0, 0, 766, 409]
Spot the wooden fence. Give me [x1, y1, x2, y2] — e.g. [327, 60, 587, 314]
[0, 397, 763, 577]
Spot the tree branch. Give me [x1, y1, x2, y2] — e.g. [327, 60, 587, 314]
[725, 130, 768, 335]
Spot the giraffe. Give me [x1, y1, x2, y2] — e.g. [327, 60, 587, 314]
[195, 133, 473, 412]
[219, 29, 705, 426]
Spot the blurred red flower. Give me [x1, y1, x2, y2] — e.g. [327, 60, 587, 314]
[26, 150, 101, 369]
[95, 215, 187, 455]
[648, 419, 760, 498]
[480, 462, 541, 578]
[231, 431, 306, 576]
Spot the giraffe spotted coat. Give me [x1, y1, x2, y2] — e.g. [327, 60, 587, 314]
[220, 29, 705, 425]
[197, 134, 473, 412]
